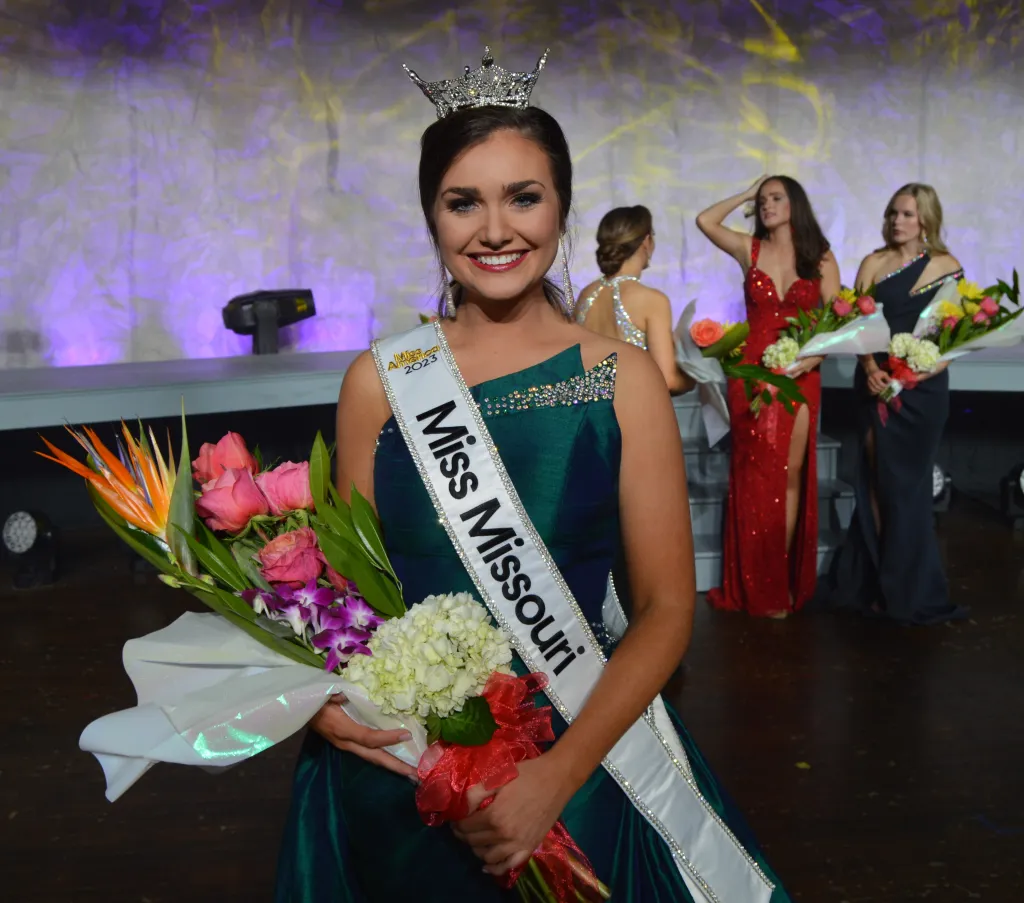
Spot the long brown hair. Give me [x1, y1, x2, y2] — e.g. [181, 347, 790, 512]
[418, 106, 573, 316]
[753, 176, 830, 280]
[595, 205, 652, 276]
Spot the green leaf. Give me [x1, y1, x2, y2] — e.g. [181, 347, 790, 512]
[426, 712, 442, 745]
[253, 445, 264, 472]
[760, 388, 773, 406]
[309, 431, 331, 508]
[87, 484, 175, 574]
[349, 485, 394, 575]
[434, 696, 499, 747]
[700, 321, 749, 359]
[167, 401, 197, 576]
[315, 523, 405, 618]
[175, 526, 250, 593]
[230, 540, 272, 591]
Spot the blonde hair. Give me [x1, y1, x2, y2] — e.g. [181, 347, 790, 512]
[595, 205, 652, 276]
[882, 183, 949, 254]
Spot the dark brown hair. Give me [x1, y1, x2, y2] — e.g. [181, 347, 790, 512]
[418, 106, 573, 315]
[753, 176, 830, 280]
[595, 205, 652, 276]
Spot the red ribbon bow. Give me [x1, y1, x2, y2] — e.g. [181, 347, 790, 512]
[877, 355, 921, 426]
[415, 672, 606, 902]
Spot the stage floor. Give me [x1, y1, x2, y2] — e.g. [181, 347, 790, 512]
[2, 496, 1022, 901]
[1, 343, 1020, 431]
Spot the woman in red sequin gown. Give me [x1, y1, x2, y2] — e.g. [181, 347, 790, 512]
[697, 177, 840, 617]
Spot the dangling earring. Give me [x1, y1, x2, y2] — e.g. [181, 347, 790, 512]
[921, 230, 929, 245]
[559, 236, 574, 316]
[443, 277, 457, 319]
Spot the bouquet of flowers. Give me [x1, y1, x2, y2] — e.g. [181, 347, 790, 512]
[760, 287, 889, 371]
[41, 418, 608, 902]
[878, 272, 1022, 422]
[673, 299, 806, 444]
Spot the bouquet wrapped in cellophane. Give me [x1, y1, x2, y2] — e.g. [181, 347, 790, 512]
[41, 416, 608, 902]
[877, 272, 1022, 422]
[673, 299, 806, 444]
[758, 287, 890, 411]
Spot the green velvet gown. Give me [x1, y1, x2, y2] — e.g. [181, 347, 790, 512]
[275, 346, 792, 902]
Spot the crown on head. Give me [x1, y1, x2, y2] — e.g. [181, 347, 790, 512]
[404, 46, 549, 119]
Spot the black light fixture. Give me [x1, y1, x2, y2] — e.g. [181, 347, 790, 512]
[932, 464, 952, 513]
[222, 289, 316, 354]
[1, 510, 59, 588]
[1000, 463, 1024, 528]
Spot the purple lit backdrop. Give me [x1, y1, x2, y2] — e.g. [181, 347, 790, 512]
[0, 1, 1020, 368]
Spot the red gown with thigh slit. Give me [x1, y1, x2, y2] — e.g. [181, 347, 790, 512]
[707, 238, 822, 617]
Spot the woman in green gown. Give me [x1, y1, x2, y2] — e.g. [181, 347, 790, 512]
[275, 53, 792, 903]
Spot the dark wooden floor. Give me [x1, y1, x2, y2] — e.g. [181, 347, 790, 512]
[2, 496, 1022, 902]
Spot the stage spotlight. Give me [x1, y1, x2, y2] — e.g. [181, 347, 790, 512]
[222, 289, 316, 354]
[999, 463, 1024, 528]
[932, 464, 952, 513]
[2, 510, 59, 588]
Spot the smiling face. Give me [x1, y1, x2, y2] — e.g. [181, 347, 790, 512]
[757, 179, 792, 230]
[432, 129, 562, 305]
[887, 194, 922, 246]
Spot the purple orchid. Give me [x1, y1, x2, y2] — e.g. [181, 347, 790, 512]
[240, 586, 313, 637]
[312, 613, 373, 672]
[278, 580, 336, 632]
[334, 595, 385, 632]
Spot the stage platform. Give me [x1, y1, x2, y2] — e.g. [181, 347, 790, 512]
[1, 344, 1020, 431]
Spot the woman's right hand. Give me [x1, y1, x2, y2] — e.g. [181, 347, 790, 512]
[864, 365, 892, 396]
[743, 175, 766, 201]
[309, 693, 419, 781]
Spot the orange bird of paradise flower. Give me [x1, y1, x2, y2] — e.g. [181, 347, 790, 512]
[38, 424, 176, 543]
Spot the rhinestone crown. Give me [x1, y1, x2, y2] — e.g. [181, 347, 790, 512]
[404, 46, 549, 120]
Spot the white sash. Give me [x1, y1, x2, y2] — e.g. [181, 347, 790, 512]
[372, 324, 774, 903]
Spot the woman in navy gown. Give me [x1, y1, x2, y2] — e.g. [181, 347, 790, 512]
[823, 183, 969, 624]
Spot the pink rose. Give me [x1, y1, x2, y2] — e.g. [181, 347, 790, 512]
[196, 468, 270, 533]
[193, 432, 258, 484]
[257, 527, 323, 587]
[255, 461, 314, 516]
[979, 296, 1000, 318]
[832, 298, 853, 317]
[972, 311, 990, 324]
[856, 296, 876, 315]
[942, 316, 960, 331]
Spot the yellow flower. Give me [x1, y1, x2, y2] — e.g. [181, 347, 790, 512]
[836, 287, 857, 304]
[963, 300, 980, 316]
[957, 279, 984, 301]
[935, 300, 964, 322]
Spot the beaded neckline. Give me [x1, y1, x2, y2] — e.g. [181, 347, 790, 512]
[910, 268, 964, 297]
[480, 353, 618, 418]
[875, 251, 928, 285]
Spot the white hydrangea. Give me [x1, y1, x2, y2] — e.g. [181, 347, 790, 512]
[907, 338, 941, 373]
[761, 337, 800, 371]
[344, 593, 514, 722]
[889, 333, 917, 358]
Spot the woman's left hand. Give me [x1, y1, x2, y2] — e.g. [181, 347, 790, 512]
[788, 355, 825, 377]
[451, 754, 573, 876]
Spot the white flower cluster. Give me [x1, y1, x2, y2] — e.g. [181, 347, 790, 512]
[761, 337, 800, 371]
[344, 593, 514, 722]
[889, 334, 941, 373]
[889, 333, 917, 359]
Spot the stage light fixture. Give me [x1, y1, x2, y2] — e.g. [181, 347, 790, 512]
[222, 289, 316, 354]
[932, 464, 952, 513]
[1, 510, 59, 588]
[999, 463, 1024, 528]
